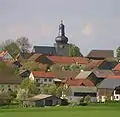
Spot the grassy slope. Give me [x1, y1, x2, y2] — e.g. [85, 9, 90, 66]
[0, 104, 120, 117]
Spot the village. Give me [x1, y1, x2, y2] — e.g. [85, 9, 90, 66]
[0, 21, 120, 107]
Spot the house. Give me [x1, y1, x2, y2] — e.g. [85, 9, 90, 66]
[0, 50, 14, 61]
[87, 50, 114, 60]
[24, 94, 61, 107]
[97, 78, 120, 102]
[88, 69, 114, 85]
[28, 54, 53, 65]
[86, 60, 104, 70]
[64, 78, 97, 102]
[29, 71, 57, 86]
[0, 75, 22, 92]
[113, 86, 120, 101]
[19, 69, 31, 79]
[86, 59, 118, 70]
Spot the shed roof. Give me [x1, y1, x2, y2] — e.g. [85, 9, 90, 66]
[26, 94, 53, 101]
[97, 78, 120, 89]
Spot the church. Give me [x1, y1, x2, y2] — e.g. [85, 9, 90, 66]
[33, 21, 82, 56]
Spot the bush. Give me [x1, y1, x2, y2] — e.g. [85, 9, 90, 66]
[79, 102, 88, 106]
[84, 95, 91, 103]
[69, 101, 78, 107]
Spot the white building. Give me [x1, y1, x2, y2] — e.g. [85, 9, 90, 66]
[29, 71, 57, 86]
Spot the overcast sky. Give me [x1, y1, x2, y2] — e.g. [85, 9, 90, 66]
[0, 0, 120, 55]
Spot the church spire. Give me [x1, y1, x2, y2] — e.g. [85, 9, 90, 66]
[59, 20, 65, 36]
[55, 21, 68, 44]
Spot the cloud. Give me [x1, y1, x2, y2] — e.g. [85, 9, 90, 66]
[81, 23, 93, 36]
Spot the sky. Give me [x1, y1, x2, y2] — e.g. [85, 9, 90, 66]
[0, 0, 120, 55]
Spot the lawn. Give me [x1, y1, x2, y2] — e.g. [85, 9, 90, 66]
[0, 104, 120, 117]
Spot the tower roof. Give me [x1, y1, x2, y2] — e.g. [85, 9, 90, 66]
[55, 20, 68, 44]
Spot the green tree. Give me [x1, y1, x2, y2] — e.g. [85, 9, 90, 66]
[116, 46, 120, 57]
[1, 39, 20, 58]
[0, 91, 12, 105]
[20, 78, 39, 96]
[69, 44, 80, 57]
[39, 84, 65, 98]
[22, 61, 40, 71]
[69, 63, 81, 71]
[50, 64, 63, 72]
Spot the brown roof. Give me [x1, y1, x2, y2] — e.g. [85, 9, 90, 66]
[28, 54, 42, 61]
[32, 71, 56, 78]
[64, 79, 94, 86]
[87, 60, 104, 70]
[87, 50, 114, 59]
[55, 71, 79, 80]
[47, 56, 88, 64]
[0, 74, 22, 84]
[112, 63, 120, 71]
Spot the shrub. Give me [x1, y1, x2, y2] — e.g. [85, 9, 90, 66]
[84, 95, 91, 103]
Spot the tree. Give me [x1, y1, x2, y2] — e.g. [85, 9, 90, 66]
[116, 46, 120, 57]
[0, 91, 12, 105]
[39, 84, 66, 98]
[1, 40, 20, 58]
[16, 37, 31, 53]
[69, 63, 81, 71]
[50, 64, 63, 72]
[20, 78, 39, 96]
[69, 44, 80, 57]
[22, 61, 40, 71]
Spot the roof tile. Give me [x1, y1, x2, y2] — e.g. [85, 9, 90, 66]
[32, 71, 56, 78]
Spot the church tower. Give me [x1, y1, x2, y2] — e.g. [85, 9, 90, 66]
[54, 21, 70, 56]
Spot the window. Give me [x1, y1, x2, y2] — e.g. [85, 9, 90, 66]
[74, 92, 96, 97]
[44, 79, 47, 82]
[49, 79, 52, 82]
[8, 85, 10, 88]
[116, 96, 119, 99]
[36, 79, 40, 82]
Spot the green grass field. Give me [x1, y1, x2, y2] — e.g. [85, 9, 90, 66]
[0, 104, 120, 117]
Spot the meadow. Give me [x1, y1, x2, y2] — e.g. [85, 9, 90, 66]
[0, 103, 120, 117]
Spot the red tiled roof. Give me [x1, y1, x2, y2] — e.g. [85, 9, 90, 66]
[64, 78, 94, 86]
[32, 71, 56, 78]
[0, 51, 8, 58]
[47, 56, 87, 64]
[112, 63, 120, 71]
[87, 60, 104, 70]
